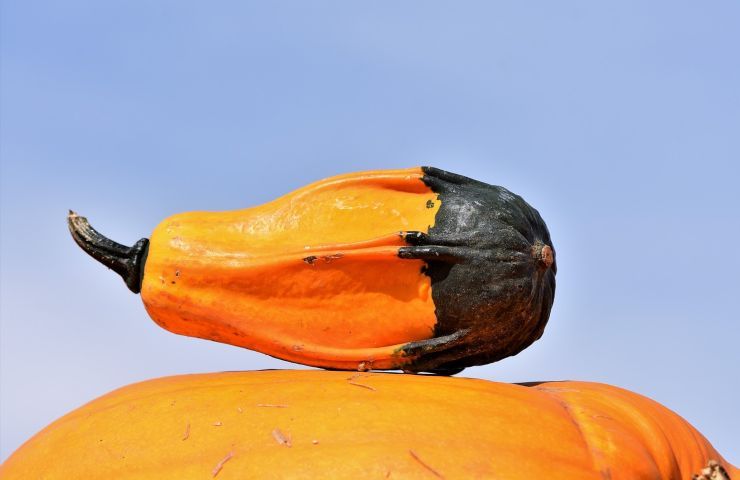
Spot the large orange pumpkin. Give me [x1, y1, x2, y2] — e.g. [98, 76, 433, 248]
[1, 370, 735, 479]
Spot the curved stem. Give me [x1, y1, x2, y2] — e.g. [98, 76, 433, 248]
[67, 211, 149, 294]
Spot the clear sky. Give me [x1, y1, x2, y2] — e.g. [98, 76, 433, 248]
[1, 1, 738, 463]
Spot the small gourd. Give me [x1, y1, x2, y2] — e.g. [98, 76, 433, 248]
[68, 167, 556, 373]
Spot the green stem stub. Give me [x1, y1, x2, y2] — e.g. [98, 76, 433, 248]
[67, 211, 149, 294]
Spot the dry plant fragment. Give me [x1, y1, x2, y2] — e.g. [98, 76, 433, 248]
[272, 428, 292, 447]
[211, 451, 233, 477]
[257, 404, 288, 408]
[346, 372, 376, 390]
[348, 381, 376, 391]
[182, 422, 190, 441]
[357, 361, 372, 372]
[409, 450, 444, 478]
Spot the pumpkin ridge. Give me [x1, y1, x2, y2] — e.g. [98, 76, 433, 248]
[537, 381, 737, 478]
[535, 387, 613, 480]
[568, 383, 682, 479]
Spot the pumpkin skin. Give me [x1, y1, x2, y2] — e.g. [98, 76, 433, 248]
[69, 167, 556, 373]
[1, 371, 735, 479]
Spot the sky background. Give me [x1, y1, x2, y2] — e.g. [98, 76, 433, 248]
[1, 1, 738, 463]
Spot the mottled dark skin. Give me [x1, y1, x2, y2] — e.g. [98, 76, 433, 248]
[398, 167, 556, 374]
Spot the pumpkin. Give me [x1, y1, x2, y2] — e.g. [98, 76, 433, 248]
[1, 370, 734, 479]
[68, 167, 556, 374]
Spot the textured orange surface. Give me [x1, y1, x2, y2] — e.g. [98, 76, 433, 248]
[2, 371, 735, 479]
[141, 168, 439, 370]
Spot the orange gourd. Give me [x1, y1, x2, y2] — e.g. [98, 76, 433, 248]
[1, 370, 735, 479]
[69, 167, 556, 374]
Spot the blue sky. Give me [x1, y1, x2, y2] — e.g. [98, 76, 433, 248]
[1, 1, 738, 462]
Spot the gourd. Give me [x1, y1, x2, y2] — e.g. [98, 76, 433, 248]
[1, 370, 735, 479]
[68, 167, 556, 374]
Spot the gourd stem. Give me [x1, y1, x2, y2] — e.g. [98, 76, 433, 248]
[67, 211, 149, 294]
